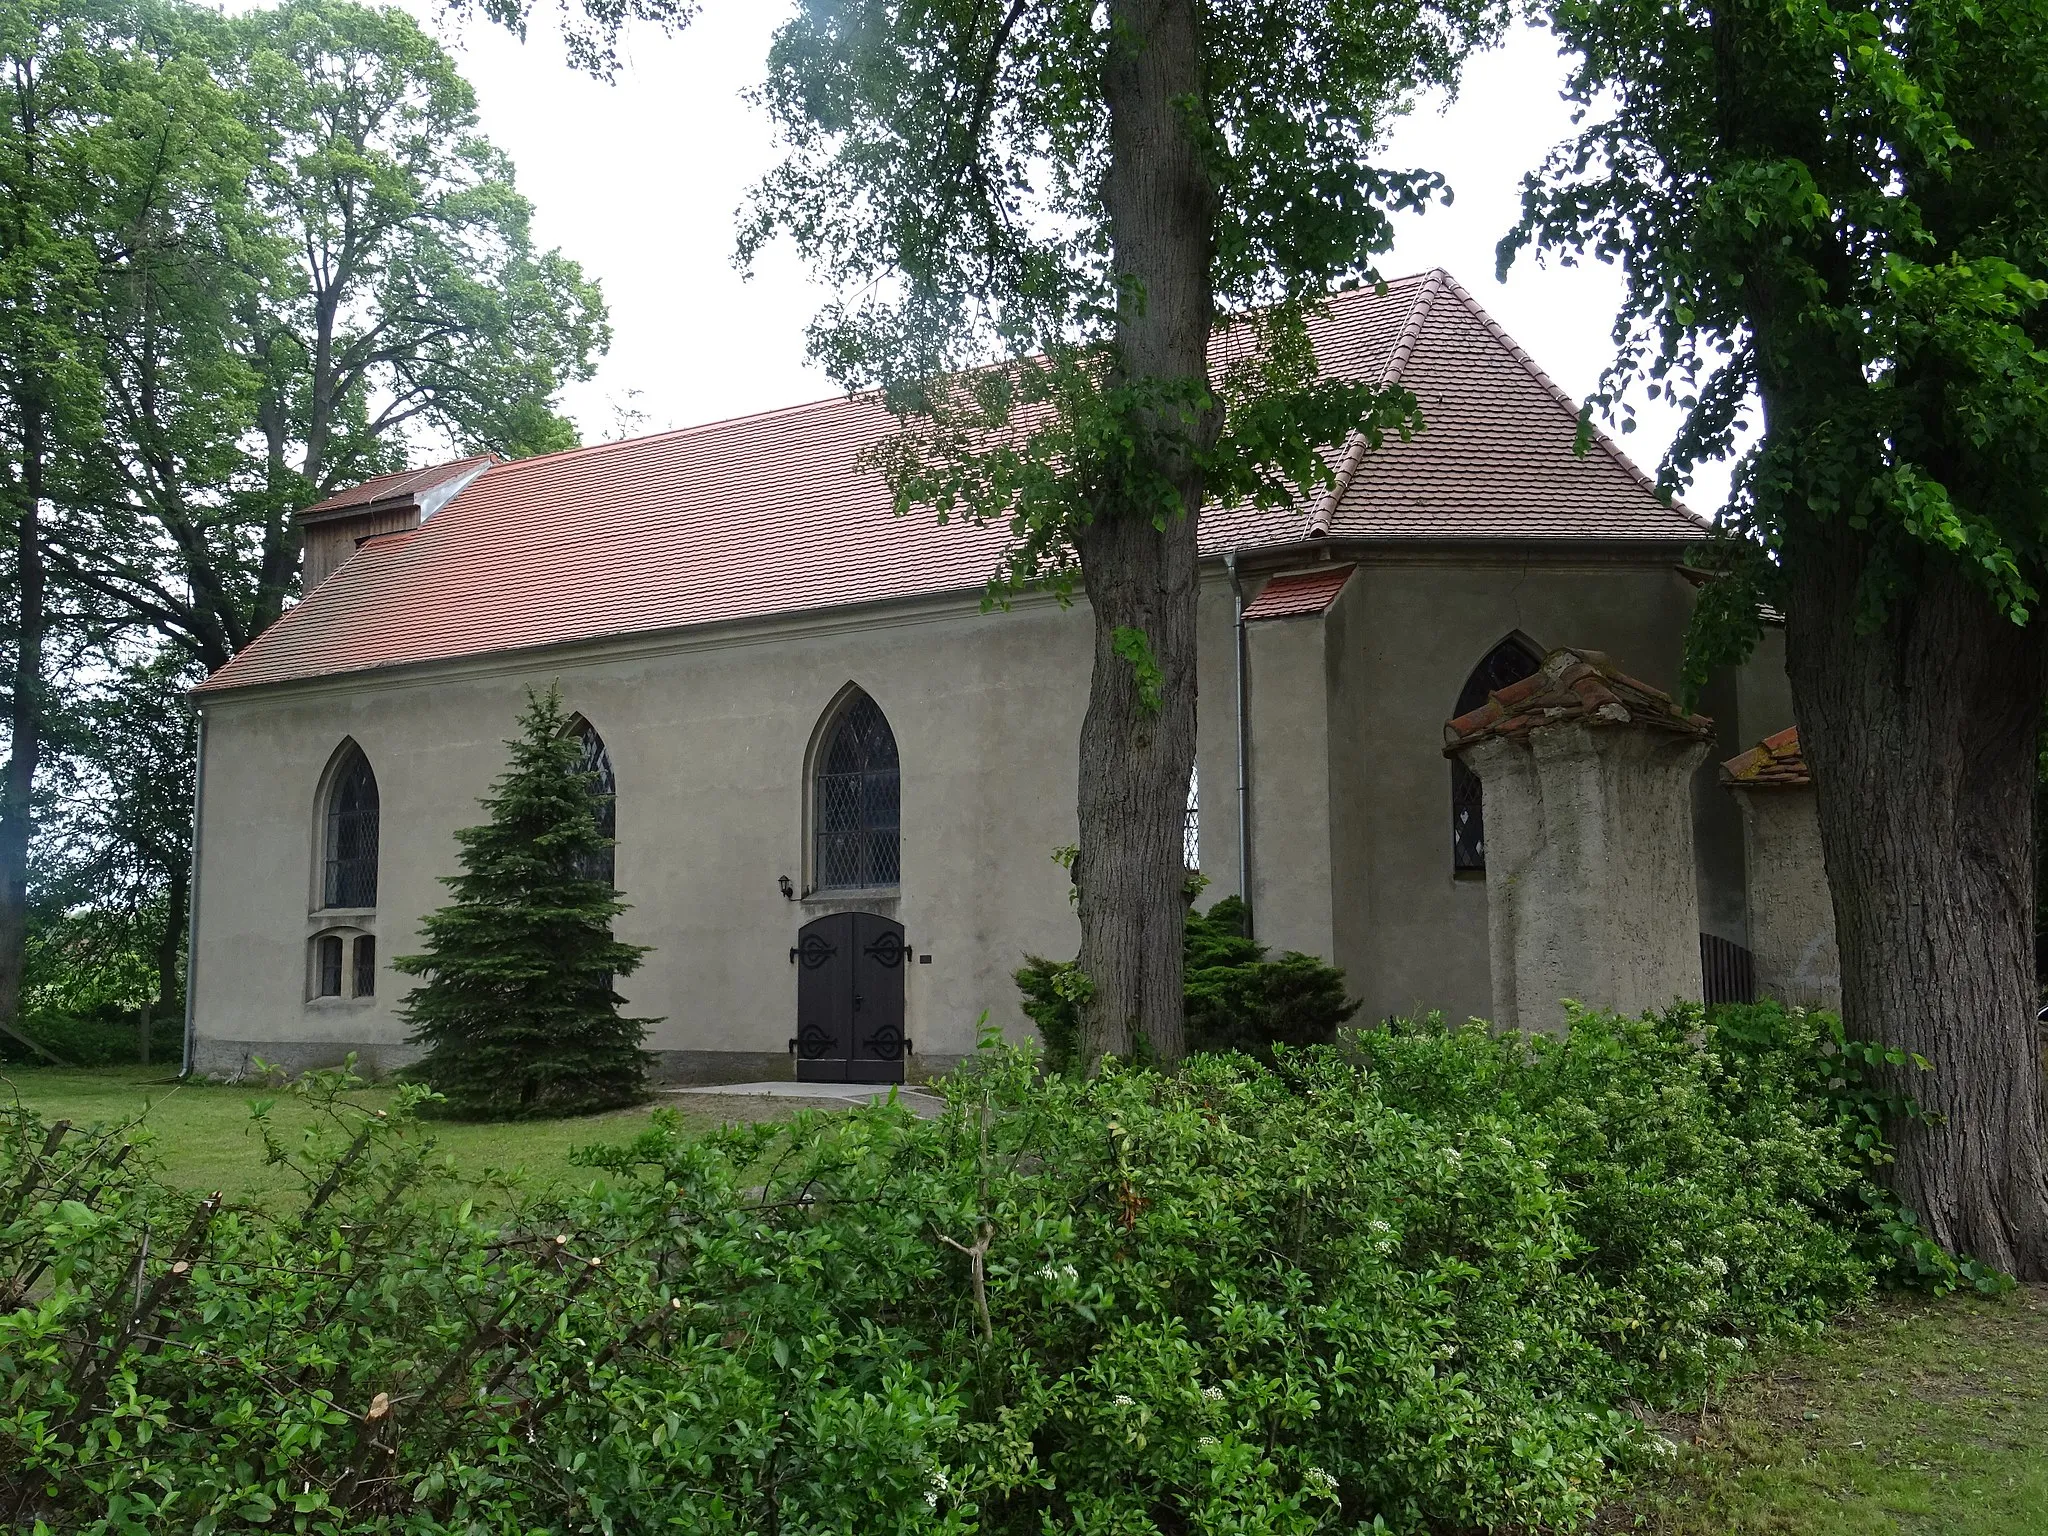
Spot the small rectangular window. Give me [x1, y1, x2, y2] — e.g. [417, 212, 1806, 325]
[316, 935, 344, 997]
[353, 935, 376, 998]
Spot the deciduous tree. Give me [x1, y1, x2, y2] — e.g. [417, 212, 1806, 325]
[0, 0, 242, 1056]
[728, 0, 1502, 1069]
[1506, 0, 2048, 1273]
[54, 0, 610, 672]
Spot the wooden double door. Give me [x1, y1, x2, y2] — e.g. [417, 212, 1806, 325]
[792, 912, 909, 1083]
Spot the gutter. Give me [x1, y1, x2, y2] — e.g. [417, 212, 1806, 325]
[1224, 550, 1252, 938]
[178, 708, 207, 1079]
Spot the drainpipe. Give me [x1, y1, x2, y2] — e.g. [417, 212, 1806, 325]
[178, 709, 207, 1079]
[1224, 550, 1252, 938]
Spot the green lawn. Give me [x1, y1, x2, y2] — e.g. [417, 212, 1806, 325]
[0, 1063, 804, 1202]
[1602, 1284, 2048, 1534]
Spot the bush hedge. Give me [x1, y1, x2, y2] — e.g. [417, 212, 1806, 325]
[1018, 895, 1360, 1074]
[0, 1004, 1952, 1533]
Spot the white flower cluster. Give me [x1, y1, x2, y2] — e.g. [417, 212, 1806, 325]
[1303, 1467, 1339, 1494]
[1201, 1385, 1224, 1404]
[1037, 1262, 1081, 1283]
[1112, 1394, 1135, 1408]
[1702, 1254, 1729, 1277]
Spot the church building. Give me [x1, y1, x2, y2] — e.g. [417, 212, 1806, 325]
[185, 271, 1794, 1082]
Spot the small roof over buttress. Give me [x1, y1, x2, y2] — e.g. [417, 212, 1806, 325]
[1443, 647, 1714, 754]
[1242, 565, 1354, 620]
[1720, 726, 1810, 787]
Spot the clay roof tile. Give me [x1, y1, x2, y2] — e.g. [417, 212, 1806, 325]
[1241, 565, 1353, 620]
[1443, 647, 1714, 753]
[1720, 725, 1810, 787]
[203, 273, 1703, 697]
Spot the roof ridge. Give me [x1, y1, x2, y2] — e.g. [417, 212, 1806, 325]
[473, 386, 889, 479]
[1305, 269, 1448, 539]
[1431, 272, 1705, 528]
[445, 274, 1453, 508]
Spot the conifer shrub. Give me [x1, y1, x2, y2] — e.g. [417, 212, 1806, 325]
[397, 686, 655, 1118]
[1017, 895, 1360, 1074]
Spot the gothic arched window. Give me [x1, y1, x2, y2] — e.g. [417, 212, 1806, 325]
[323, 746, 380, 908]
[1451, 637, 1543, 873]
[814, 691, 901, 891]
[572, 722, 617, 889]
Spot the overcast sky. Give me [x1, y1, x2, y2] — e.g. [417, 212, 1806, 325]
[407, 2, 1739, 515]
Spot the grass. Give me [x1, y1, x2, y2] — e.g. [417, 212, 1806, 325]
[0, 1063, 805, 1201]
[1602, 1283, 2048, 1534]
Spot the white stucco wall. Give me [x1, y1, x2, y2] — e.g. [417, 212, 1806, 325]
[1313, 552, 1708, 1028]
[188, 545, 1723, 1078]
[1731, 784, 1841, 1011]
[1461, 722, 1710, 1034]
[191, 587, 1103, 1080]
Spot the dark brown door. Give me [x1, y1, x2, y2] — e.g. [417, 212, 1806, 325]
[793, 912, 907, 1084]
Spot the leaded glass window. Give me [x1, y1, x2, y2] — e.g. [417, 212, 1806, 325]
[1451, 638, 1543, 872]
[323, 748, 380, 908]
[814, 692, 900, 890]
[1184, 763, 1200, 871]
[316, 934, 344, 997]
[572, 723, 617, 889]
[353, 935, 376, 998]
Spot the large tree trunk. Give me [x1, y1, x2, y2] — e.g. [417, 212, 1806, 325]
[1785, 522, 2048, 1278]
[1074, 0, 1214, 1069]
[0, 406, 56, 1064]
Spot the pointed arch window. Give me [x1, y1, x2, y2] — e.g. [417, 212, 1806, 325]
[814, 691, 900, 891]
[572, 721, 617, 889]
[323, 746, 380, 908]
[1451, 637, 1543, 872]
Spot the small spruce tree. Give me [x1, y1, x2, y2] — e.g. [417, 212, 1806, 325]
[397, 686, 655, 1119]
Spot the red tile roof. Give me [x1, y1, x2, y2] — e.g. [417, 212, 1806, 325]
[1443, 647, 1714, 752]
[1242, 565, 1354, 620]
[1721, 726, 1810, 787]
[203, 272, 1702, 696]
[299, 456, 495, 517]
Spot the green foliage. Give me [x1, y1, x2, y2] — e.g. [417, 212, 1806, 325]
[1019, 896, 1361, 1075]
[735, 0, 1506, 604]
[397, 686, 655, 1120]
[1109, 624, 1163, 713]
[1505, 0, 2048, 677]
[57, 0, 612, 672]
[1710, 1002, 2012, 1296]
[0, 1005, 1893, 1534]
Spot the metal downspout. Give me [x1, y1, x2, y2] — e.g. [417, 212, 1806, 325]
[179, 709, 207, 1079]
[1224, 550, 1252, 938]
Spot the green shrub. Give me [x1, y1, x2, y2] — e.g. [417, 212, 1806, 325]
[0, 1006, 183, 1067]
[0, 1005, 1899, 1534]
[1018, 896, 1360, 1074]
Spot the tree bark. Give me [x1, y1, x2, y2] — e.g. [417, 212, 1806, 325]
[1073, 0, 1214, 1070]
[148, 862, 188, 1067]
[0, 404, 56, 1064]
[1785, 521, 2048, 1278]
